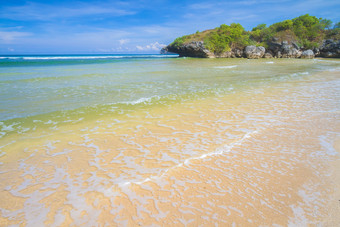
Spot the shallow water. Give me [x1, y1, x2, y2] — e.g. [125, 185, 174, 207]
[0, 56, 340, 226]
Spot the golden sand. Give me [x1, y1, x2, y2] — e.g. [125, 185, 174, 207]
[0, 70, 339, 226]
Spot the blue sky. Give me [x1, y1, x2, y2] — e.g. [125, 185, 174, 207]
[0, 0, 339, 54]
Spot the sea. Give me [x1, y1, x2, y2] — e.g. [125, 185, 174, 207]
[0, 54, 340, 226]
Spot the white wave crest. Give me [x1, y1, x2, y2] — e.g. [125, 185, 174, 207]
[214, 65, 238, 69]
[328, 67, 340, 72]
[290, 72, 309, 77]
[122, 96, 160, 105]
[0, 55, 178, 60]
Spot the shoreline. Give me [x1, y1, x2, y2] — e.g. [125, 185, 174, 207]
[0, 59, 339, 225]
[321, 135, 340, 225]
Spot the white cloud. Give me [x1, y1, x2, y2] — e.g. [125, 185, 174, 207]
[135, 42, 166, 51]
[0, 2, 136, 21]
[136, 45, 144, 51]
[119, 39, 129, 45]
[0, 31, 31, 44]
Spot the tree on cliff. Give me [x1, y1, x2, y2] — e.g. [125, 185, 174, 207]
[167, 14, 339, 55]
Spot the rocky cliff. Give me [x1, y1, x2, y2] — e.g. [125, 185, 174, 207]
[165, 41, 212, 58]
[319, 39, 340, 58]
[162, 38, 340, 59]
[162, 14, 340, 59]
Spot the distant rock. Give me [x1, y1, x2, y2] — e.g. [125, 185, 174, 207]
[160, 48, 169, 55]
[301, 50, 315, 59]
[276, 51, 282, 58]
[292, 42, 300, 50]
[281, 43, 302, 58]
[213, 51, 233, 58]
[268, 38, 302, 58]
[319, 39, 340, 58]
[267, 37, 282, 57]
[244, 46, 265, 59]
[163, 41, 247, 58]
[164, 41, 213, 58]
[233, 49, 244, 58]
[162, 36, 339, 59]
[264, 53, 273, 58]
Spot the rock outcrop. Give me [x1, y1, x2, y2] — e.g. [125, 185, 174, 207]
[267, 38, 302, 58]
[162, 42, 246, 58]
[301, 50, 315, 59]
[264, 53, 273, 58]
[212, 49, 244, 58]
[163, 41, 213, 58]
[162, 37, 339, 59]
[244, 46, 265, 59]
[318, 39, 340, 58]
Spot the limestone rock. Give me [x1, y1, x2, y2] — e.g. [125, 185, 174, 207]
[281, 43, 302, 58]
[264, 53, 273, 58]
[276, 51, 282, 58]
[244, 46, 265, 59]
[267, 39, 302, 58]
[301, 49, 315, 59]
[268, 37, 282, 54]
[313, 47, 320, 56]
[162, 36, 339, 59]
[319, 39, 340, 58]
[233, 49, 244, 58]
[165, 41, 213, 58]
[214, 51, 233, 58]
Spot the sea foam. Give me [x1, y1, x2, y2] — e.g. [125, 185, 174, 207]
[214, 65, 238, 69]
[118, 130, 257, 187]
[0, 55, 178, 60]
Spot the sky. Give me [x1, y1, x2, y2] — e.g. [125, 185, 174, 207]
[0, 0, 339, 54]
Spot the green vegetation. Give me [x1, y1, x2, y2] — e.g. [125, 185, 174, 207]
[204, 23, 252, 53]
[327, 22, 340, 40]
[170, 14, 339, 53]
[171, 35, 190, 47]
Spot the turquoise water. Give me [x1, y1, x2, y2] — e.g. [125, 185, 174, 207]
[0, 55, 340, 225]
[1, 55, 338, 138]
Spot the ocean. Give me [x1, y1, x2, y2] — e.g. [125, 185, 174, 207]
[0, 54, 340, 226]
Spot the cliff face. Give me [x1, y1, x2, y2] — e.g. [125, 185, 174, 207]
[162, 39, 340, 59]
[319, 39, 340, 58]
[162, 14, 340, 59]
[165, 41, 212, 58]
[163, 42, 244, 58]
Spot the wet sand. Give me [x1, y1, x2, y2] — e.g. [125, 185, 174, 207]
[321, 136, 340, 226]
[0, 66, 340, 226]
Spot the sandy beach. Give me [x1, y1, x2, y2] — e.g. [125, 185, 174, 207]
[0, 58, 340, 226]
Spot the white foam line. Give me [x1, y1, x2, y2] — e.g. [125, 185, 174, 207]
[122, 97, 153, 105]
[119, 130, 257, 187]
[0, 55, 178, 60]
[121, 95, 161, 105]
[328, 67, 340, 72]
[214, 65, 238, 69]
[289, 71, 310, 77]
[313, 59, 340, 63]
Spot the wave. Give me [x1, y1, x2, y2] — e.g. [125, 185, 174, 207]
[121, 96, 161, 105]
[328, 67, 340, 72]
[0, 55, 178, 60]
[119, 130, 257, 187]
[313, 59, 340, 63]
[214, 65, 238, 69]
[291, 72, 309, 76]
[0, 85, 236, 138]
